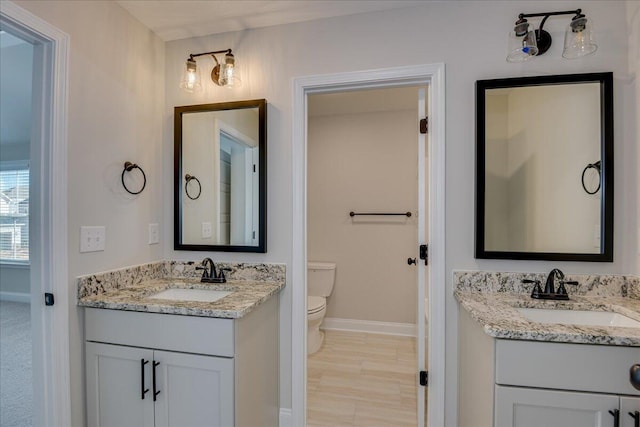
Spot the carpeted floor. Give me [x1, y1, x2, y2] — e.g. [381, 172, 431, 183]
[0, 300, 33, 427]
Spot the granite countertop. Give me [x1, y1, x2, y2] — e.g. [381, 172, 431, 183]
[455, 290, 640, 346]
[78, 277, 284, 319]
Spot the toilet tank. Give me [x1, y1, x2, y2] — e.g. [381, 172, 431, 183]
[307, 262, 336, 297]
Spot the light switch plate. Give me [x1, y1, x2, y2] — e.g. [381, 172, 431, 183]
[202, 222, 212, 239]
[80, 226, 106, 253]
[148, 223, 159, 245]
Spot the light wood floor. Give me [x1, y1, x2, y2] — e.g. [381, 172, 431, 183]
[307, 329, 418, 427]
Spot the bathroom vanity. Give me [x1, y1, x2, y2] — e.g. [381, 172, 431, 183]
[78, 262, 284, 427]
[455, 272, 640, 427]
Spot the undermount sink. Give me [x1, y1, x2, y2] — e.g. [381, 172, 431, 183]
[146, 288, 232, 303]
[517, 308, 640, 328]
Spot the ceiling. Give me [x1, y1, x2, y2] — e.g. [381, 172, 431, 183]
[116, 0, 425, 41]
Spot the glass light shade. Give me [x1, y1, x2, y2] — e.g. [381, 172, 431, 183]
[179, 59, 202, 93]
[219, 53, 240, 87]
[507, 21, 539, 63]
[562, 17, 597, 59]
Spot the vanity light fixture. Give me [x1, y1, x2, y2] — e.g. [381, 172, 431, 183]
[179, 48, 239, 93]
[507, 9, 597, 63]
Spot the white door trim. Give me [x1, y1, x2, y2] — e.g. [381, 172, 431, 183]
[0, 2, 71, 425]
[291, 63, 446, 427]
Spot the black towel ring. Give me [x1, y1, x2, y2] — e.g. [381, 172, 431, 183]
[121, 161, 146, 195]
[185, 174, 202, 200]
[581, 160, 601, 195]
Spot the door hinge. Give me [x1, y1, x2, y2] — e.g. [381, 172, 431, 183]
[253, 164, 256, 173]
[419, 117, 428, 134]
[419, 370, 428, 386]
[44, 292, 54, 306]
[419, 244, 428, 265]
[252, 231, 256, 239]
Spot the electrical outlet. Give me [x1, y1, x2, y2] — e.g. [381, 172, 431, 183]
[148, 223, 159, 245]
[202, 222, 212, 239]
[80, 226, 106, 253]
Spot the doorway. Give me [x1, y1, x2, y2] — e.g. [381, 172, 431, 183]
[0, 2, 70, 425]
[305, 85, 427, 426]
[0, 28, 34, 427]
[292, 64, 446, 427]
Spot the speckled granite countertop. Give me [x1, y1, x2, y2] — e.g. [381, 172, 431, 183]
[77, 261, 285, 319]
[79, 277, 283, 319]
[454, 271, 640, 347]
[455, 291, 640, 346]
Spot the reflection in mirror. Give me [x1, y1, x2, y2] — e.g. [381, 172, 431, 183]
[475, 73, 613, 261]
[175, 100, 266, 252]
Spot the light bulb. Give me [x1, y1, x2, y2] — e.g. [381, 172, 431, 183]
[219, 52, 240, 87]
[179, 58, 202, 93]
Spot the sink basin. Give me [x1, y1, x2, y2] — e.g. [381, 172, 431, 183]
[517, 308, 640, 328]
[146, 288, 232, 303]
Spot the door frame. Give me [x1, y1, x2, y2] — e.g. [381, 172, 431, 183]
[0, 2, 70, 425]
[291, 63, 446, 426]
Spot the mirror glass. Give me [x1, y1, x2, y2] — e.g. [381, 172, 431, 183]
[475, 73, 613, 261]
[175, 99, 266, 252]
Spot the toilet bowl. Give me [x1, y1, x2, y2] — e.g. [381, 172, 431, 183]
[307, 262, 336, 355]
[307, 296, 327, 354]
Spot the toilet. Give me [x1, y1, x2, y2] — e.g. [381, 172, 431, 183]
[307, 261, 336, 355]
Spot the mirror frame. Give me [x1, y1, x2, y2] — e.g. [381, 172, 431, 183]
[174, 99, 267, 253]
[475, 72, 613, 261]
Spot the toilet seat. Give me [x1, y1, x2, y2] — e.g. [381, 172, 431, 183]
[307, 296, 326, 315]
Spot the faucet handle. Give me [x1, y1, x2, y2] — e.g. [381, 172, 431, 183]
[523, 279, 543, 298]
[195, 265, 210, 278]
[217, 268, 232, 279]
[557, 280, 579, 296]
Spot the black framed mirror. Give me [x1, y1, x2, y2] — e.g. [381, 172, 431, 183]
[475, 73, 613, 261]
[174, 99, 266, 252]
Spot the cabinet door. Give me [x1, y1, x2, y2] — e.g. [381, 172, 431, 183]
[621, 397, 640, 427]
[86, 342, 155, 427]
[495, 385, 619, 427]
[153, 350, 234, 427]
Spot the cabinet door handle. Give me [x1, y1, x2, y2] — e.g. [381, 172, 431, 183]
[141, 359, 149, 400]
[609, 409, 620, 427]
[152, 361, 161, 401]
[629, 411, 640, 427]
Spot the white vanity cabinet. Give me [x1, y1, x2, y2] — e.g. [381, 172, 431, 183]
[495, 386, 639, 427]
[459, 308, 640, 427]
[85, 296, 278, 427]
[86, 343, 234, 427]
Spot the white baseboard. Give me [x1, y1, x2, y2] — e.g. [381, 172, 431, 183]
[0, 291, 30, 303]
[279, 408, 292, 427]
[321, 317, 417, 337]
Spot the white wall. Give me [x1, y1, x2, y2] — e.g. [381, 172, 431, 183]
[307, 107, 418, 324]
[628, 0, 640, 272]
[164, 2, 638, 420]
[12, 1, 164, 425]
